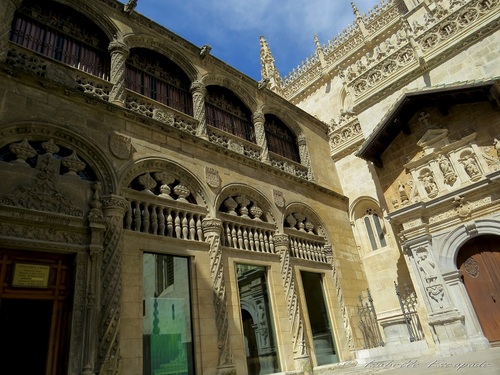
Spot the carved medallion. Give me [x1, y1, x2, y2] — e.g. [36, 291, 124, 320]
[109, 132, 133, 160]
[205, 167, 221, 188]
[464, 257, 479, 278]
[273, 189, 285, 208]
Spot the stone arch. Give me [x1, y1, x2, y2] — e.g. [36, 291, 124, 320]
[63, 0, 121, 41]
[215, 184, 277, 226]
[261, 103, 303, 138]
[119, 157, 210, 209]
[202, 73, 259, 113]
[439, 219, 500, 273]
[283, 202, 330, 242]
[349, 196, 388, 252]
[123, 34, 200, 82]
[0, 122, 118, 195]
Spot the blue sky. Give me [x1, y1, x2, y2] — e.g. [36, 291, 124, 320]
[126, 0, 376, 81]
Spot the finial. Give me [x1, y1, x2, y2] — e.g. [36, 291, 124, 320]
[351, 2, 360, 17]
[123, 0, 138, 14]
[200, 44, 211, 59]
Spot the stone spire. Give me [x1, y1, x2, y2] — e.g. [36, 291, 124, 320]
[314, 33, 326, 67]
[351, 1, 368, 37]
[259, 35, 283, 93]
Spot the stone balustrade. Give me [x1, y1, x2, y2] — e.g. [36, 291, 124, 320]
[285, 229, 329, 263]
[269, 151, 309, 180]
[207, 125, 262, 161]
[219, 213, 276, 253]
[123, 188, 207, 241]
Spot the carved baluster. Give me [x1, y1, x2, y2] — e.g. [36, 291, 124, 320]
[248, 229, 255, 251]
[196, 215, 204, 241]
[224, 223, 231, 247]
[166, 210, 174, 237]
[231, 226, 238, 249]
[243, 226, 249, 250]
[158, 207, 165, 236]
[150, 205, 158, 235]
[257, 231, 264, 252]
[182, 214, 189, 239]
[189, 215, 196, 240]
[174, 213, 181, 238]
[134, 201, 141, 231]
[237, 226, 243, 249]
[142, 203, 150, 233]
[125, 201, 133, 229]
[263, 232, 270, 253]
[269, 233, 274, 253]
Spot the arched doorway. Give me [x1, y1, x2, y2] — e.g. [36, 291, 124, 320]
[242, 309, 260, 375]
[457, 235, 500, 346]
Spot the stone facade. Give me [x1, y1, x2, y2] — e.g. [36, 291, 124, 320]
[0, 1, 498, 375]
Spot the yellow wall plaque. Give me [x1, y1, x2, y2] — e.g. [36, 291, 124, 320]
[12, 263, 51, 288]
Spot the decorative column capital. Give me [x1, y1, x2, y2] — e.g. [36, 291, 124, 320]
[190, 80, 206, 95]
[253, 111, 265, 124]
[108, 40, 129, 55]
[273, 233, 289, 248]
[102, 195, 129, 217]
[202, 217, 223, 234]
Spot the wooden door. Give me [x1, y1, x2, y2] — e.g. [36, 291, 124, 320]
[457, 235, 500, 345]
[0, 249, 73, 375]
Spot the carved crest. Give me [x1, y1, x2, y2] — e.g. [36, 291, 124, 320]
[273, 189, 285, 208]
[464, 257, 479, 278]
[205, 167, 221, 188]
[109, 132, 133, 160]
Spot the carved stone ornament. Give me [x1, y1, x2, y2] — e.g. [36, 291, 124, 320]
[273, 189, 285, 208]
[109, 132, 133, 160]
[205, 167, 221, 188]
[453, 195, 471, 219]
[464, 257, 479, 278]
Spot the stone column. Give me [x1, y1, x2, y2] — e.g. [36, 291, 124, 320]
[253, 111, 270, 163]
[191, 81, 208, 139]
[0, 0, 22, 62]
[108, 40, 129, 106]
[325, 245, 354, 351]
[297, 134, 314, 182]
[98, 195, 128, 375]
[202, 217, 236, 375]
[274, 233, 312, 374]
[403, 235, 469, 354]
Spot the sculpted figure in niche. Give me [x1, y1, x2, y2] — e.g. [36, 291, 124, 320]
[438, 154, 457, 185]
[398, 180, 409, 205]
[421, 171, 438, 196]
[494, 138, 500, 159]
[460, 154, 480, 179]
[416, 248, 437, 283]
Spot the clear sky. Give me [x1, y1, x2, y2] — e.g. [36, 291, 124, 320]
[125, 0, 377, 81]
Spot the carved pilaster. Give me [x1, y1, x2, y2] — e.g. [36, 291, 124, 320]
[325, 244, 354, 350]
[191, 81, 208, 139]
[274, 233, 311, 370]
[0, 0, 22, 62]
[253, 111, 270, 163]
[297, 134, 314, 182]
[202, 218, 235, 373]
[97, 195, 128, 375]
[108, 41, 129, 106]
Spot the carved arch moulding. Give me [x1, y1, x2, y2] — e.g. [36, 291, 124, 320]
[124, 35, 200, 82]
[120, 158, 210, 209]
[215, 183, 277, 226]
[0, 123, 117, 194]
[438, 218, 500, 273]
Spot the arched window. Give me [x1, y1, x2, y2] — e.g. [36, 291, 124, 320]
[9, 0, 110, 79]
[205, 86, 255, 142]
[363, 209, 387, 250]
[264, 114, 300, 163]
[125, 48, 193, 116]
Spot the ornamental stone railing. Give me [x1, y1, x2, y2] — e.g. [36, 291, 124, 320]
[269, 151, 309, 180]
[219, 212, 276, 253]
[284, 228, 329, 263]
[123, 188, 207, 241]
[207, 125, 262, 161]
[125, 90, 198, 136]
